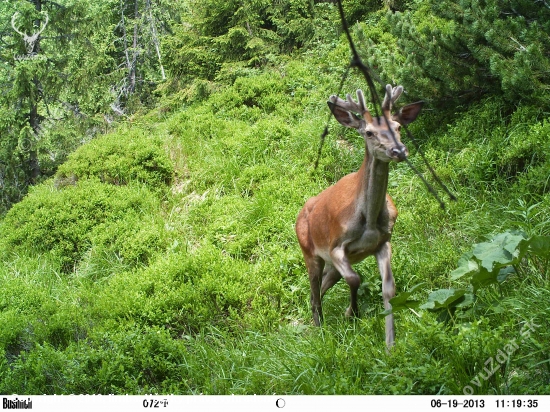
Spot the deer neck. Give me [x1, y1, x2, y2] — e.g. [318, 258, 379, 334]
[356, 148, 389, 231]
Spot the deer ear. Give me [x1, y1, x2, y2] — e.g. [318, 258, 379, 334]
[327, 101, 363, 129]
[393, 101, 424, 125]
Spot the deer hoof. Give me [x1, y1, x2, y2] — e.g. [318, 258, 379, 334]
[345, 306, 357, 318]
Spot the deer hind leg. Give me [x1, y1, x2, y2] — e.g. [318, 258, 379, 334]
[321, 264, 341, 298]
[306, 255, 325, 326]
[375, 242, 396, 348]
[330, 247, 361, 318]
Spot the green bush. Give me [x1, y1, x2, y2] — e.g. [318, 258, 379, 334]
[0, 180, 167, 272]
[408, 98, 550, 193]
[385, 0, 550, 105]
[55, 128, 173, 189]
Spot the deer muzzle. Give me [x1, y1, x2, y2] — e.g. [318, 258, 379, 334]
[389, 145, 408, 161]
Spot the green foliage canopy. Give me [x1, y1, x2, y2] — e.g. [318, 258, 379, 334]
[386, 0, 550, 104]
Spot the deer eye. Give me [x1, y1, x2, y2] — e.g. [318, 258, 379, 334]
[397, 125, 402, 132]
[365, 131, 374, 137]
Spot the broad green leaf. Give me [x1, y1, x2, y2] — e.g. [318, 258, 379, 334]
[387, 297, 420, 313]
[457, 250, 474, 266]
[382, 283, 424, 316]
[454, 292, 474, 308]
[471, 267, 498, 292]
[388, 283, 425, 307]
[497, 266, 516, 283]
[450, 257, 479, 280]
[472, 231, 529, 272]
[496, 230, 530, 257]
[420, 288, 467, 311]
[407, 282, 426, 294]
[528, 235, 550, 257]
[389, 293, 413, 306]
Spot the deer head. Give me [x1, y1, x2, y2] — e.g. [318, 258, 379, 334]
[11, 12, 49, 55]
[327, 84, 423, 162]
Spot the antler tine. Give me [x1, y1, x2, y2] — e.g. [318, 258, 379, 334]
[391, 85, 403, 104]
[329, 90, 373, 123]
[330, 94, 360, 113]
[344, 93, 362, 113]
[37, 12, 49, 36]
[340, 90, 367, 115]
[381, 84, 393, 113]
[11, 13, 25, 37]
[382, 84, 404, 115]
[356, 89, 373, 123]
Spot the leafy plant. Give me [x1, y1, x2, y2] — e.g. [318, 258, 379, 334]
[391, 230, 550, 322]
[386, 0, 550, 105]
[450, 231, 549, 291]
[384, 282, 423, 315]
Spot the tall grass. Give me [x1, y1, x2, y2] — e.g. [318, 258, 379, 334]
[1, 47, 549, 394]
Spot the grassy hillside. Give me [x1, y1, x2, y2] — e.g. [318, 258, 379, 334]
[1, 42, 549, 394]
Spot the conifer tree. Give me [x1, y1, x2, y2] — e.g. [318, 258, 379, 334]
[0, 0, 178, 214]
[387, 0, 550, 105]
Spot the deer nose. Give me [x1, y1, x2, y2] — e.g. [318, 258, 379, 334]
[391, 145, 408, 161]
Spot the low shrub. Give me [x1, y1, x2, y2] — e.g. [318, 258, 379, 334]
[0, 180, 167, 272]
[55, 128, 173, 189]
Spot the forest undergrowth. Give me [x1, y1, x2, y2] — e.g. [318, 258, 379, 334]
[1, 0, 549, 394]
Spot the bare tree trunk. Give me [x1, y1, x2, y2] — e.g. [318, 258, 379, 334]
[146, 0, 165, 80]
[120, 0, 136, 96]
[28, 85, 40, 183]
[121, 0, 131, 80]
[129, 0, 140, 94]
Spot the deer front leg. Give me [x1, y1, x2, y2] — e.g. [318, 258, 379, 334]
[330, 247, 361, 318]
[306, 256, 325, 326]
[376, 242, 395, 348]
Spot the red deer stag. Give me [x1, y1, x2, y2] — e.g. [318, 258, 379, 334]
[295, 85, 423, 347]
